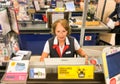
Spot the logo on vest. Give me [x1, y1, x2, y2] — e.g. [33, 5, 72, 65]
[65, 51, 71, 54]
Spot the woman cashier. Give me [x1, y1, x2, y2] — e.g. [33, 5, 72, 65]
[40, 19, 88, 64]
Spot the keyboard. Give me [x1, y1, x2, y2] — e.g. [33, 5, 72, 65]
[44, 58, 86, 66]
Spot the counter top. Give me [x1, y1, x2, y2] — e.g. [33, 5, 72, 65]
[19, 22, 110, 34]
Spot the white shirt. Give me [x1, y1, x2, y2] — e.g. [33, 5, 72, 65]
[43, 36, 80, 54]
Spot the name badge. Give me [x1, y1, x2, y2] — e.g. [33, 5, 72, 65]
[65, 51, 71, 54]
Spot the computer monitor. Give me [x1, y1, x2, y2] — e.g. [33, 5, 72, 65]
[47, 11, 69, 28]
[102, 47, 120, 84]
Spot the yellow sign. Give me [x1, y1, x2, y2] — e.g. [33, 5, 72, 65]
[54, 7, 65, 12]
[58, 65, 94, 79]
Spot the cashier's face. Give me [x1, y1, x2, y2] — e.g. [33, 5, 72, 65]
[55, 23, 68, 42]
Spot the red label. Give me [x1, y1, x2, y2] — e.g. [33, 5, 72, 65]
[110, 78, 116, 84]
[85, 36, 92, 41]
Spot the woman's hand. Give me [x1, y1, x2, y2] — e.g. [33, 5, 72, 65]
[40, 57, 44, 62]
[115, 21, 120, 26]
[106, 17, 110, 23]
[40, 52, 48, 62]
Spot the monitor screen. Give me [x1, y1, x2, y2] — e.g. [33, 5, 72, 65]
[106, 51, 120, 78]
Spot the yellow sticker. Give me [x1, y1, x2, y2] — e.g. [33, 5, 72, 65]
[58, 65, 94, 79]
[54, 7, 65, 12]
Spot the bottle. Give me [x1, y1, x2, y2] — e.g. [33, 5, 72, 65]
[3, 47, 10, 62]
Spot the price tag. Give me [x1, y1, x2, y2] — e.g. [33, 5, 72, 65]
[29, 68, 46, 79]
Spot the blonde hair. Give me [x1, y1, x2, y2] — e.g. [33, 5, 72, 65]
[51, 19, 71, 35]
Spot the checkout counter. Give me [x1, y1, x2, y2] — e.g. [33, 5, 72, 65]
[28, 59, 105, 84]
[19, 21, 109, 34]
[27, 46, 106, 84]
[0, 46, 108, 84]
